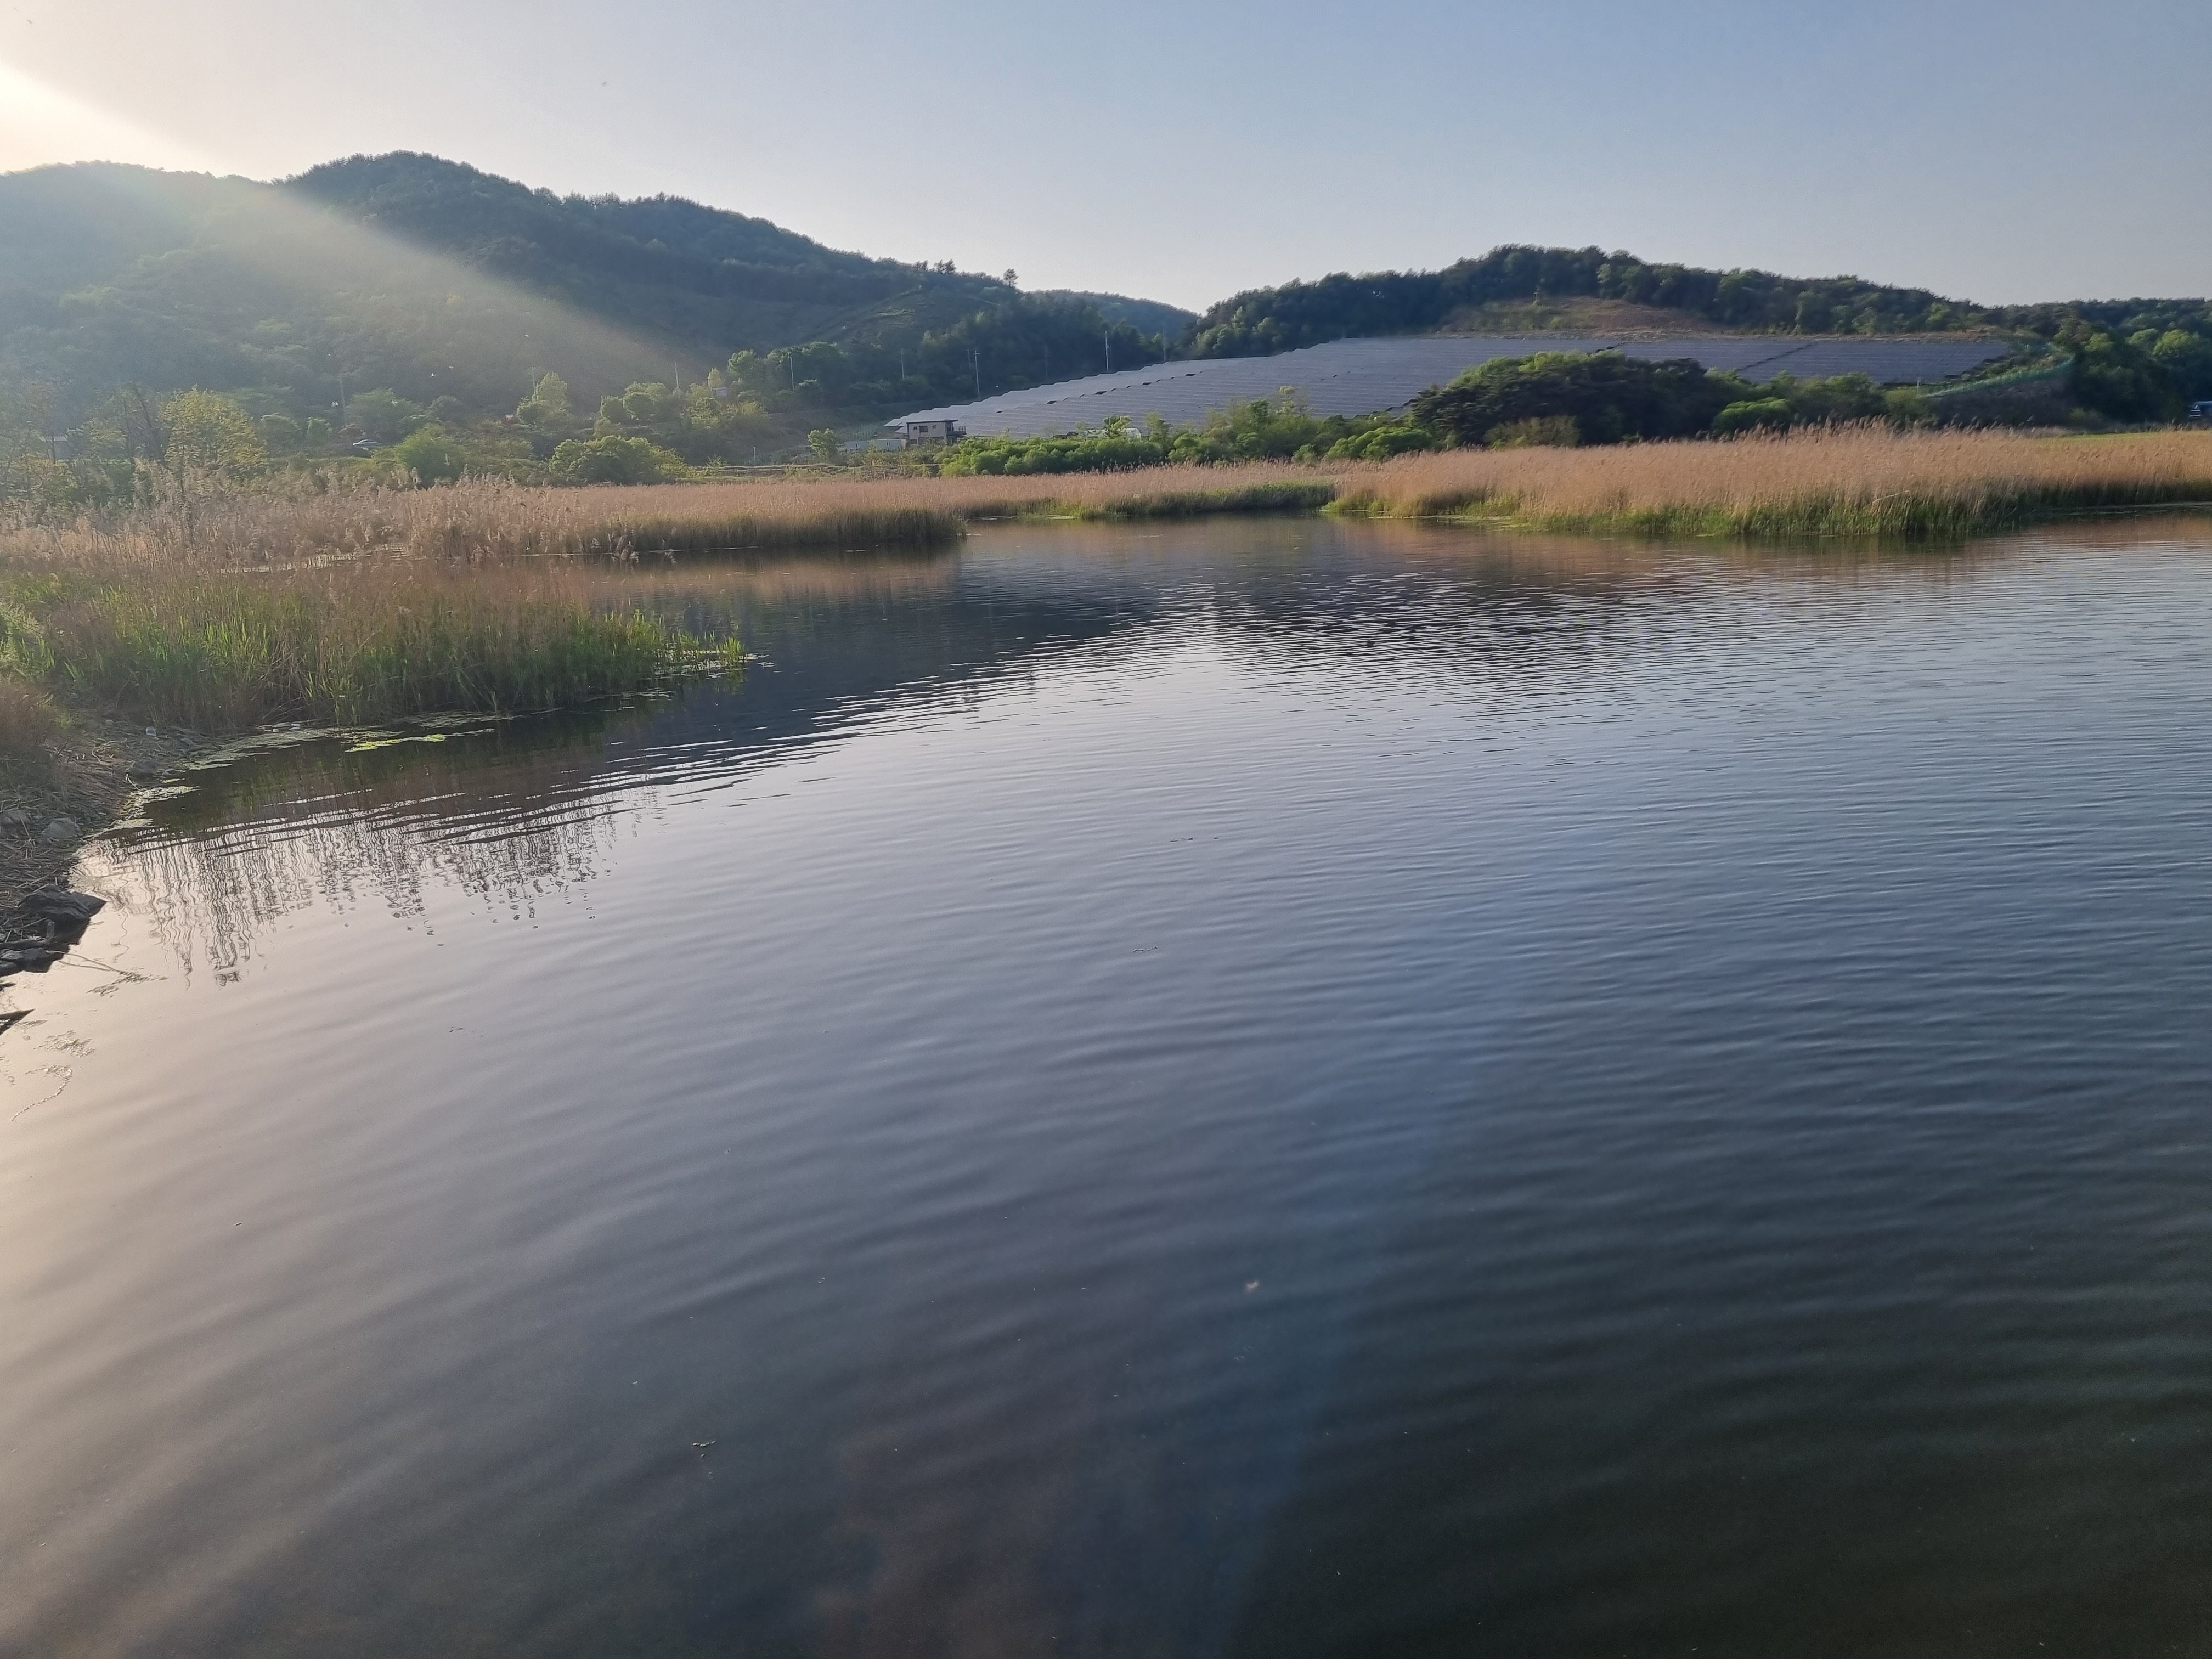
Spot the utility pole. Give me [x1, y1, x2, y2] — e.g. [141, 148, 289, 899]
[972, 347, 980, 399]
[1105, 326, 1111, 374]
[336, 368, 348, 431]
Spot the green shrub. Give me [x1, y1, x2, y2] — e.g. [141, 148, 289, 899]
[941, 431, 1171, 476]
[1712, 398, 1793, 435]
[548, 435, 685, 486]
[390, 425, 468, 486]
[1413, 351, 1743, 447]
[1324, 422, 1440, 461]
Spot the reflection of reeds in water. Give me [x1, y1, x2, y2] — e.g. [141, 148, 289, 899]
[96, 722, 648, 979]
[584, 551, 959, 626]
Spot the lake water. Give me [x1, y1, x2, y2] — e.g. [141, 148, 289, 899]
[9, 516, 2212, 1656]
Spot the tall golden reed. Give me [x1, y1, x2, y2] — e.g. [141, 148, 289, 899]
[6, 428, 2205, 578]
[1333, 425, 2212, 535]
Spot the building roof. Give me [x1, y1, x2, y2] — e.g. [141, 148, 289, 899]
[891, 333, 2012, 440]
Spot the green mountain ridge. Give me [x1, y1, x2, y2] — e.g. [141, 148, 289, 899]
[0, 153, 1196, 425]
[4, 150, 2209, 441]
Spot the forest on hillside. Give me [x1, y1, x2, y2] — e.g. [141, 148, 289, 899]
[3, 150, 2210, 501]
[1189, 246, 2212, 392]
[0, 155, 1189, 435]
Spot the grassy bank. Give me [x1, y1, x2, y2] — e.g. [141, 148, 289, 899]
[0, 680, 182, 909]
[8, 563, 738, 732]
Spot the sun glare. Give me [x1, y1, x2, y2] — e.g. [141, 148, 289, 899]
[0, 55, 221, 174]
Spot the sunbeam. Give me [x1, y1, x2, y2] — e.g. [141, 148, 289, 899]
[0, 54, 223, 174]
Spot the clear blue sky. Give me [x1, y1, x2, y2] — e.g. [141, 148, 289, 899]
[2, 0, 2204, 312]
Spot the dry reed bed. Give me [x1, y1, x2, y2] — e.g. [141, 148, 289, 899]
[8, 430, 2204, 579]
[0, 466, 1340, 573]
[0, 478, 960, 571]
[1336, 426, 2212, 536]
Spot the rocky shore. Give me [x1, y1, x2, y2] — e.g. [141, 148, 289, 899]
[1, 714, 206, 966]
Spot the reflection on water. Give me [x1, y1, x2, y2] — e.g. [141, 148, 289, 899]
[108, 522, 1999, 974]
[8, 515, 2212, 1657]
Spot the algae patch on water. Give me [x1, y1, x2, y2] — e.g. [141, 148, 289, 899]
[347, 727, 496, 754]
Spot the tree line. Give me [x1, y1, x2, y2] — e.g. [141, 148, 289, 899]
[1185, 245, 2212, 391]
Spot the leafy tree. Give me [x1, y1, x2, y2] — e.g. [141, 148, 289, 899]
[2149, 330, 2212, 400]
[162, 389, 266, 477]
[1768, 371, 1888, 424]
[597, 382, 685, 435]
[515, 371, 574, 428]
[806, 428, 840, 461]
[343, 388, 428, 444]
[1411, 353, 1745, 447]
[2066, 329, 2185, 422]
[390, 425, 467, 484]
[581, 377, 768, 462]
[682, 381, 770, 460]
[547, 433, 682, 484]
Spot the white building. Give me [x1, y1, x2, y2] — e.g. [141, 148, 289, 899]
[897, 418, 964, 445]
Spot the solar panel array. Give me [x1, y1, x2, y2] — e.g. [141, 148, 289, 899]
[893, 334, 2011, 440]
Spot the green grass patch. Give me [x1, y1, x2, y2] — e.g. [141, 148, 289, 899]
[4, 564, 739, 738]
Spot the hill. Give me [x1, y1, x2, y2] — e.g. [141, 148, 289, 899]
[0, 155, 1195, 425]
[1041, 291, 1196, 340]
[1187, 245, 2212, 387]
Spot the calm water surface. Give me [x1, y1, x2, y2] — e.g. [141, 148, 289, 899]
[9, 517, 2212, 1656]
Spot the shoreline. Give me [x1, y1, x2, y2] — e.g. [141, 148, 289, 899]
[1, 714, 201, 967]
[9, 453, 2212, 909]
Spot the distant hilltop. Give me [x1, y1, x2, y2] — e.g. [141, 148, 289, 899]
[1188, 246, 2212, 363]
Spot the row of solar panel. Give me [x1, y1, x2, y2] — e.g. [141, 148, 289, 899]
[892, 334, 2012, 441]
